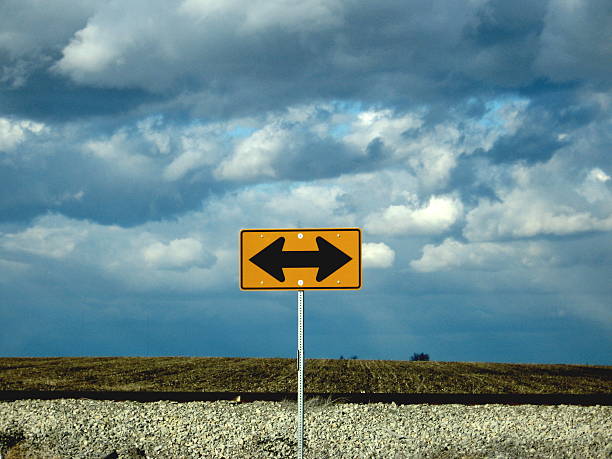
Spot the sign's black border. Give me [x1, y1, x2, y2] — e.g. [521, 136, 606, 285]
[240, 228, 362, 290]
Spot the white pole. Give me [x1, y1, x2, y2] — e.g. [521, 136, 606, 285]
[297, 289, 304, 459]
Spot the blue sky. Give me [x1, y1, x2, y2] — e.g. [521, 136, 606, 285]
[1, 0, 610, 364]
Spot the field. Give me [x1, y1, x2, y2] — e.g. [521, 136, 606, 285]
[0, 357, 610, 394]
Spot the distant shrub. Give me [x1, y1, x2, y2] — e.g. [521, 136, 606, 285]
[410, 352, 430, 361]
[350, 355, 358, 360]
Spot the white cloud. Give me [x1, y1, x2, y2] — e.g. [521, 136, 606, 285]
[1, 224, 87, 259]
[362, 242, 395, 268]
[53, 2, 183, 90]
[0, 117, 45, 151]
[142, 238, 212, 270]
[57, 23, 119, 74]
[164, 149, 209, 181]
[84, 131, 156, 178]
[181, 0, 343, 33]
[579, 168, 612, 204]
[465, 190, 612, 241]
[410, 238, 556, 272]
[341, 104, 527, 191]
[0, 214, 226, 292]
[407, 142, 457, 190]
[265, 184, 349, 220]
[464, 161, 612, 241]
[215, 124, 288, 181]
[588, 168, 611, 183]
[166, 124, 228, 180]
[137, 117, 171, 155]
[344, 110, 460, 190]
[365, 195, 463, 235]
[344, 109, 423, 152]
[53, 0, 342, 91]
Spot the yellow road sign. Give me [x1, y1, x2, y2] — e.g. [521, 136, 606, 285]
[240, 228, 361, 290]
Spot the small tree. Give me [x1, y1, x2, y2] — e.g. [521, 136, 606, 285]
[410, 352, 429, 361]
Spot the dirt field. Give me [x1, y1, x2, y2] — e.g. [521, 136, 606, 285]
[1, 357, 610, 393]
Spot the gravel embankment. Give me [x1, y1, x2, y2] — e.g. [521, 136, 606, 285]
[0, 399, 610, 458]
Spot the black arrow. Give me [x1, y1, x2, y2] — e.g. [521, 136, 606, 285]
[249, 236, 352, 282]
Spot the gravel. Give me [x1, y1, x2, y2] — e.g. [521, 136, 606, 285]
[0, 399, 610, 458]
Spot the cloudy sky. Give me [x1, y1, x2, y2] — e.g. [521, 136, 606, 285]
[1, 0, 610, 364]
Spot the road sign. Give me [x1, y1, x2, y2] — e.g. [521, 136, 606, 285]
[240, 228, 361, 290]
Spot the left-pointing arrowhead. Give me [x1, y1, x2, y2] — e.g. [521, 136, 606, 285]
[315, 237, 352, 281]
[249, 237, 286, 282]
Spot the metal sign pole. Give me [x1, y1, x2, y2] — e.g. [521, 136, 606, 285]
[297, 289, 304, 459]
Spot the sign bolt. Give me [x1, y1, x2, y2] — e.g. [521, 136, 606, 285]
[298, 280, 304, 286]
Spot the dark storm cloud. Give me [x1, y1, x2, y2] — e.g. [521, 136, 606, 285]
[481, 81, 609, 164]
[484, 110, 569, 164]
[0, 0, 97, 92]
[0, 120, 230, 226]
[173, 0, 509, 116]
[444, 156, 499, 206]
[535, 0, 612, 87]
[1, 0, 608, 123]
[459, 0, 546, 86]
[15, 3, 528, 113]
[0, 70, 160, 123]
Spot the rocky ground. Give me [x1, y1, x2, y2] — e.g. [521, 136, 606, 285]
[1, 399, 610, 458]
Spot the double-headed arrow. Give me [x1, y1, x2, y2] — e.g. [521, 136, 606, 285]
[249, 236, 352, 282]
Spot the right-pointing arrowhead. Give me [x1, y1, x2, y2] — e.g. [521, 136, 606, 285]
[315, 236, 352, 281]
[249, 237, 286, 282]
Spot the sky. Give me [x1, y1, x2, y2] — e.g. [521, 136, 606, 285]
[1, 0, 611, 364]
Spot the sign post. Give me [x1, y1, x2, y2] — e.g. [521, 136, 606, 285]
[240, 228, 361, 458]
[297, 289, 304, 458]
